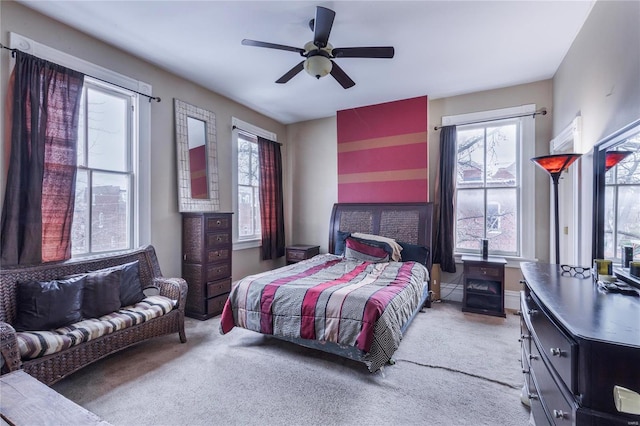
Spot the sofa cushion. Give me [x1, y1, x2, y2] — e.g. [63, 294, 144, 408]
[85, 261, 145, 308]
[16, 295, 176, 360]
[13, 276, 85, 332]
[113, 261, 146, 307]
[82, 269, 122, 318]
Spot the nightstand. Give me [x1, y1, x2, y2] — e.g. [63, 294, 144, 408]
[286, 244, 320, 264]
[461, 255, 507, 317]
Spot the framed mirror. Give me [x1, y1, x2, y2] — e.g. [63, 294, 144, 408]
[592, 118, 640, 262]
[174, 99, 220, 212]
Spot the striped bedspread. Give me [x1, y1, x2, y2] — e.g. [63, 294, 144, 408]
[220, 254, 428, 370]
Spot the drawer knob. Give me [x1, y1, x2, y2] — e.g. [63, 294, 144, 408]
[550, 347, 564, 357]
[216, 220, 221, 225]
[553, 409, 568, 419]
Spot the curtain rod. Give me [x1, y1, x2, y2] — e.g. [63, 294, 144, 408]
[1, 42, 161, 103]
[434, 108, 547, 131]
[232, 125, 282, 145]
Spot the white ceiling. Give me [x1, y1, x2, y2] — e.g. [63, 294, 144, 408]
[19, 1, 595, 125]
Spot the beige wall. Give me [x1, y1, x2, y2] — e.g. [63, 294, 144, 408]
[286, 117, 337, 253]
[0, 1, 287, 279]
[552, 0, 640, 266]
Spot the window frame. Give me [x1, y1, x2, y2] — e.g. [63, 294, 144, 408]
[231, 117, 277, 250]
[9, 32, 152, 257]
[442, 104, 536, 261]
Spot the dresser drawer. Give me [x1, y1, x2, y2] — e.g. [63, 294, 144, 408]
[207, 278, 231, 298]
[207, 293, 228, 316]
[206, 232, 230, 248]
[207, 248, 230, 263]
[522, 292, 576, 393]
[530, 341, 575, 425]
[206, 263, 231, 282]
[465, 265, 501, 279]
[206, 215, 231, 232]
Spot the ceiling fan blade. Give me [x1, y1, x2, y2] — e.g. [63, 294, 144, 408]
[313, 6, 335, 48]
[276, 61, 305, 84]
[332, 47, 395, 59]
[242, 39, 304, 55]
[329, 61, 355, 89]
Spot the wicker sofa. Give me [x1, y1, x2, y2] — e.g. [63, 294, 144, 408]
[0, 245, 187, 385]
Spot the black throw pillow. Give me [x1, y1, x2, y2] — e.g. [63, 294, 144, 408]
[14, 276, 85, 331]
[81, 269, 122, 319]
[399, 241, 430, 265]
[114, 261, 145, 307]
[334, 231, 351, 255]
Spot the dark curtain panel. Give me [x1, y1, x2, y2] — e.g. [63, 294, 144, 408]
[433, 125, 457, 273]
[258, 136, 285, 260]
[1, 51, 84, 265]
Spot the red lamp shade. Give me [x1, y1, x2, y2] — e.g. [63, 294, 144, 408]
[605, 151, 633, 172]
[531, 153, 582, 179]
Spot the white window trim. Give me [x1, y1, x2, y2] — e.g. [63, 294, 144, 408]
[231, 117, 277, 251]
[9, 32, 152, 249]
[442, 104, 536, 264]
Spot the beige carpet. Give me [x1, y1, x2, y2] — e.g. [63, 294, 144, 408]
[53, 301, 530, 425]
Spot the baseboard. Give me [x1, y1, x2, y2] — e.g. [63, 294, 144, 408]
[437, 282, 521, 312]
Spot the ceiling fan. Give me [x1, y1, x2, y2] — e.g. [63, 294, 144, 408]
[242, 6, 394, 89]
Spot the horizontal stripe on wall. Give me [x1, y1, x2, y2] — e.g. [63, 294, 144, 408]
[337, 96, 428, 142]
[338, 143, 427, 174]
[337, 131, 427, 152]
[338, 168, 427, 184]
[338, 180, 427, 203]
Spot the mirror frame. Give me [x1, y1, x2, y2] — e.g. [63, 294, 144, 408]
[592, 118, 640, 260]
[174, 99, 220, 212]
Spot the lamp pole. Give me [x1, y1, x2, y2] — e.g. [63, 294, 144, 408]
[551, 173, 561, 265]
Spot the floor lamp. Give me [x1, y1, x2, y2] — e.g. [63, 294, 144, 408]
[531, 153, 582, 264]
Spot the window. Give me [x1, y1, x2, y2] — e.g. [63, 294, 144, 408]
[10, 32, 153, 258]
[237, 132, 261, 241]
[72, 78, 136, 255]
[604, 144, 640, 260]
[232, 118, 277, 249]
[444, 105, 536, 259]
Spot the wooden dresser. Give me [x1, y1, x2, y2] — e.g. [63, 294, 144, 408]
[520, 262, 640, 425]
[182, 212, 233, 320]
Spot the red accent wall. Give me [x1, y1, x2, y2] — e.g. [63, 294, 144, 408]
[337, 96, 428, 202]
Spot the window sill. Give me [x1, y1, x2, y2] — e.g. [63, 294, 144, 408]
[233, 239, 261, 251]
[453, 253, 537, 268]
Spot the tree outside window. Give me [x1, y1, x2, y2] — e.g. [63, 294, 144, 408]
[455, 121, 519, 256]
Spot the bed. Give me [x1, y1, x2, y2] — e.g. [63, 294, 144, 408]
[220, 202, 434, 372]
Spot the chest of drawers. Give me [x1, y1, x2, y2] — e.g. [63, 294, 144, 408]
[182, 212, 233, 320]
[520, 262, 640, 425]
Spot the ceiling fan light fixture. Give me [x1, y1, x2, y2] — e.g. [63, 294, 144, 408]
[304, 55, 332, 79]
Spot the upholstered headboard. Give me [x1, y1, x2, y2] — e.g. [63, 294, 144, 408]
[328, 202, 434, 272]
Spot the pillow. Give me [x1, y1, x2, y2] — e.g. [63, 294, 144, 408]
[351, 232, 402, 261]
[334, 231, 351, 255]
[14, 276, 85, 331]
[399, 241, 430, 265]
[113, 261, 145, 307]
[344, 237, 392, 263]
[81, 269, 122, 318]
[86, 261, 145, 308]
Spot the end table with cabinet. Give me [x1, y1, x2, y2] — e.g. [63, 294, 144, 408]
[461, 255, 507, 317]
[286, 244, 320, 264]
[182, 212, 233, 320]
